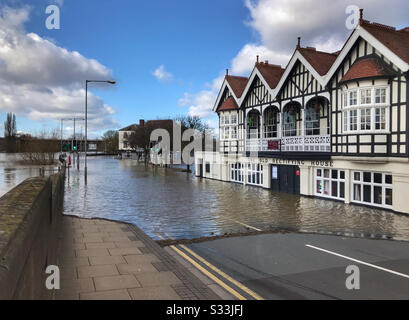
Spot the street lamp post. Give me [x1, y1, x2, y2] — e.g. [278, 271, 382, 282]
[85, 80, 116, 181]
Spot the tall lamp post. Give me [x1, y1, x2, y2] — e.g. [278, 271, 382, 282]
[85, 80, 116, 181]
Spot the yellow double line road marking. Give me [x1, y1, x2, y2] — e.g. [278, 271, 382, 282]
[158, 233, 263, 300]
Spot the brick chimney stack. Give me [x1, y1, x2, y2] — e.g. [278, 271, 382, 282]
[359, 9, 363, 25]
[139, 119, 145, 126]
[297, 37, 301, 49]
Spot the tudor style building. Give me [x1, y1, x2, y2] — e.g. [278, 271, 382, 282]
[195, 10, 409, 214]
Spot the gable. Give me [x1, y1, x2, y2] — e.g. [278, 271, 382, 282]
[242, 75, 273, 108]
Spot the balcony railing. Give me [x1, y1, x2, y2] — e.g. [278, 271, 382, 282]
[245, 128, 331, 153]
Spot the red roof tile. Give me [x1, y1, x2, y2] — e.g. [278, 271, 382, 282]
[361, 21, 409, 65]
[255, 62, 285, 88]
[217, 97, 238, 112]
[298, 48, 338, 76]
[225, 75, 248, 98]
[340, 56, 397, 83]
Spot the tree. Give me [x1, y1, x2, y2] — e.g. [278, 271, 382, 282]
[4, 112, 17, 153]
[174, 115, 209, 172]
[102, 130, 118, 154]
[128, 123, 155, 165]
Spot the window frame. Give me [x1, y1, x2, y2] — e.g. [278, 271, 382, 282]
[314, 168, 346, 200]
[342, 86, 390, 134]
[351, 170, 393, 208]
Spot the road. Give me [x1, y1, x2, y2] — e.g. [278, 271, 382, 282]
[162, 233, 409, 300]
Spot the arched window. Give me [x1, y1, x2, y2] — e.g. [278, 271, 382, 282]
[283, 103, 300, 137]
[247, 110, 260, 139]
[264, 107, 279, 138]
[305, 99, 321, 136]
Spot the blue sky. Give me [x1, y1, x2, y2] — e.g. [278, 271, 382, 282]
[0, 0, 408, 138]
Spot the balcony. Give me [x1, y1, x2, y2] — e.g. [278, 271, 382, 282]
[245, 130, 331, 153]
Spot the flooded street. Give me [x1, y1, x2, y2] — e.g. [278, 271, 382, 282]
[0, 153, 57, 196]
[63, 156, 409, 241]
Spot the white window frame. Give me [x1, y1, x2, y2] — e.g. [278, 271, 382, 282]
[219, 113, 238, 141]
[247, 163, 263, 186]
[314, 168, 346, 200]
[342, 86, 390, 134]
[351, 171, 393, 209]
[230, 163, 244, 183]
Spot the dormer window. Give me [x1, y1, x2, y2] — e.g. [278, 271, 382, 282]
[342, 86, 389, 133]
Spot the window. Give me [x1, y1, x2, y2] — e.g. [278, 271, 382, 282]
[351, 171, 393, 208]
[349, 90, 357, 106]
[305, 106, 320, 136]
[264, 108, 278, 138]
[315, 168, 345, 200]
[205, 163, 210, 173]
[342, 87, 389, 133]
[360, 108, 371, 131]
[360, 88, 372, 105]
[375, 108, 386, 130]
[247, 163, 263, 186]
[283, 110, 297, 137]
[375, 88, 386, 104]
[224, 126, 230, 140]
[349, 110, 357, 131]
[230, 163, 244, 183]
[231, 126, 237, 139]
[220, 113, 238, 141]
[247, 111, 260, 139]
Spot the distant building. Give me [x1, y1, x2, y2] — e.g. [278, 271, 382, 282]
[118, 123, 138, 151]
[118, 119, 173, 151]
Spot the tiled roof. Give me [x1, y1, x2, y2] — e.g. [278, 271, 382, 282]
[255, 62, 285, 88]
[225, 75, 248, 98]
[119, 124, 138, 131]
[298, 47, 338, 76]
[340, 56, 397, 83]
[217, 97, 238, 112]
[361, 21, 409, 65]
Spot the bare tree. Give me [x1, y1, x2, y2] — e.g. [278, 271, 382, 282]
[19, 129, 60, 165]
[128, 123, 155, 165]
[102, 130, 118, 154]
[174, 115, 208, 172]
[4, 112, 17, 153]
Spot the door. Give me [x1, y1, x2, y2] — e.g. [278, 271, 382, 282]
[271, 165, 300, 195]
[199, 164, 203, 177]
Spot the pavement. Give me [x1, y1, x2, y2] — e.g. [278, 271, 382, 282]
[55, 215, 220, 300]
[176, 232, 409, 300]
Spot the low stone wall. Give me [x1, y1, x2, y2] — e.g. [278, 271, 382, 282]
[0, 170, 65, 300]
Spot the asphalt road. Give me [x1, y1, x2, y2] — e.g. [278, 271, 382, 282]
[185, 233, 409, 299]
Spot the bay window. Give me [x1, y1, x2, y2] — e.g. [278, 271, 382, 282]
[342, 86, 389, 133]
[220, 113, 238, 141]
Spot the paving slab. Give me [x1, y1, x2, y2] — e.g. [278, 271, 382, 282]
[55, 216, 220, 300]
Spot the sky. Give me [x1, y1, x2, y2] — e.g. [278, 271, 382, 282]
[0, 0, 408, 139]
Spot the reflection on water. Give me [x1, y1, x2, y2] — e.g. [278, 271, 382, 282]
[0, 153, 56, 196]
[63, 157, 409, 241]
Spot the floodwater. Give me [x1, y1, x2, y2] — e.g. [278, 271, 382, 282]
[0, 153, 58, 196]
[63, 156, 409, 241]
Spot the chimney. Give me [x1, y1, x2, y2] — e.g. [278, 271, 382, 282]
[139, 119, 145, 126]
[265, 60, 269, 64]
[256, 55, 259, 64]
[359, 9, 363, 25]
[226, 68, 229, 76]
[297, 37, 301, 49]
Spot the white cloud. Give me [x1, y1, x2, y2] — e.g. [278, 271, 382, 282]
[231, 43, 290, 75]
[152, 65, 173, 82]
[0, 6, 119, 134]
[178, 90, 217, 119]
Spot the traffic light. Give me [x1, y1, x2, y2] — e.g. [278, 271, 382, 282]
[72, 140, 77, 151]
